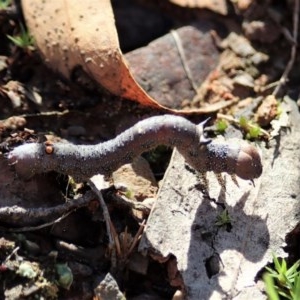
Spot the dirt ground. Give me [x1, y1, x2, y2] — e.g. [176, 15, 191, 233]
[0, 0, 300, 299]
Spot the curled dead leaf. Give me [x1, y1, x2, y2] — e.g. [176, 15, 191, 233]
[21, 0, 177, 111]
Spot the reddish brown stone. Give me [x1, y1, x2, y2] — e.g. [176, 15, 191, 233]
[126, 22, 220, 109]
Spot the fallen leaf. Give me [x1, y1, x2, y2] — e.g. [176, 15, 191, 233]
[21, 0, 178, 111]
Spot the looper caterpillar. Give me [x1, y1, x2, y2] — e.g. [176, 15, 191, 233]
[8, 115, 262, 182]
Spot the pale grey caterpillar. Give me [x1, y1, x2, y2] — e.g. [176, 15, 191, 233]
[7, 115, 262, 182]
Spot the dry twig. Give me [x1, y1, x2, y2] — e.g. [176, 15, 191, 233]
[127, 220, 146, 257]
[88, 178, 115, 249]
[0, 191, 96, 230]
[171, 30, 198, 94]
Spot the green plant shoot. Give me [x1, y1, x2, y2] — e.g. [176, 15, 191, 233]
[216, 119, 228, 134]
[263, 254, 300, 300]
[7, 23, 35, 50]
[215, 209, 231, 227]
[239, 116, 262, 140]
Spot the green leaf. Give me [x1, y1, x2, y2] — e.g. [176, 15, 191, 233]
[263, 273, 280, 300]
[264, 254, 300, 299]
[286, 261, 300, 279]
[215, 119, 228, 134]
[292, 274, 300, 299]
[273, 255, 283, 273]
[265, 266, 279, 277]
[247, 125, 261, 139]
[239, 116, 248, 129]
[215, 209, 231, 227]
[7, 23, 34, 49]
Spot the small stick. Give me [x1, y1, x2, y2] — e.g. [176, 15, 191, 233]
[0, 211, 73, 233]
[4, 246, 20, 262]
[109, 219, 122, 258]
[87, 181, 118, 268]
[127, 219, 146, 257]
[0, 191, 96, 228]
[88, 179, 115, 249]
[171, 30, 198, 94]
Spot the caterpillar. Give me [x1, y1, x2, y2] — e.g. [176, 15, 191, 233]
[7, 115, 262, 182]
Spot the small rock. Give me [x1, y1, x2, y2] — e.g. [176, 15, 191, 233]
[250, 52, 269, 66]
[233, 73, 254, 88]
[255, 95, 278, 127]
[142, 197, 156, 210]
[222, 32, 256, 57]
[94, 273, 125, 300]
[126, 22, 220, 108]
[113, 156, 158, 201]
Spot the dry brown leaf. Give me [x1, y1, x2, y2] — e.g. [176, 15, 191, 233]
[21, 0, 181, 111]
[255, 95, 278, 127]
[169, 0, 228, 15]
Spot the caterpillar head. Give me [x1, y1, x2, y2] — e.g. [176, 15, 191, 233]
[213, 142, 262, 180]
[233, 143, 262, 180]
[183, 140, 262, 181]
